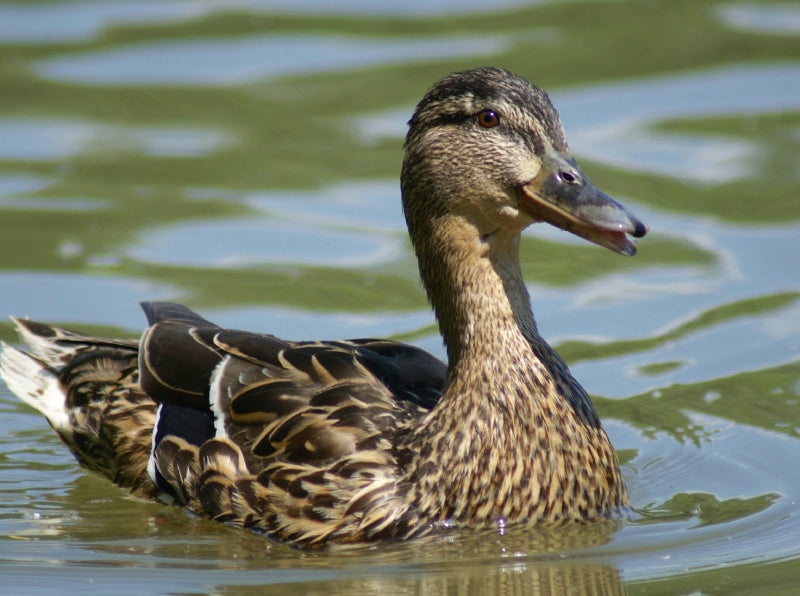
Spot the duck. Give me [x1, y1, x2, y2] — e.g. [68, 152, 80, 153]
[0, 67, 646, 548]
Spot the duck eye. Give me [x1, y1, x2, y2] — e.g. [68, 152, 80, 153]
[477, 110, 500, 128]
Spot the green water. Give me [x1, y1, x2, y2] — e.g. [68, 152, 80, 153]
[1, 0, 799, 593]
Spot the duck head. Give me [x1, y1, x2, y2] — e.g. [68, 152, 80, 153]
[401, 67, 647, 256]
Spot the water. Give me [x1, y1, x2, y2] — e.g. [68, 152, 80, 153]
[1, 0, 799, 593]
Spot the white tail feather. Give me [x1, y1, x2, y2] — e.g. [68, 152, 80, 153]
[0, 342, 70, 431]
[10, 316, 85, 368]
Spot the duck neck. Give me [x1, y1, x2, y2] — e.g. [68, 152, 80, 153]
[402, 214, 624, 524]
[415, 214, 538, 374]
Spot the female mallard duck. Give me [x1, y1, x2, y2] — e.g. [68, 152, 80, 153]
[0, 67, 646, 548]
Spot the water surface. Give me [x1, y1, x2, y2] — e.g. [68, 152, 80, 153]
[1, 0, 799, 594]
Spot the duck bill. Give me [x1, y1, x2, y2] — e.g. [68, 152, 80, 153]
[518, 153, 647, 256]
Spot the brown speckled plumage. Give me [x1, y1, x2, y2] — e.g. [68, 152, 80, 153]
[0, 67, 646, 548]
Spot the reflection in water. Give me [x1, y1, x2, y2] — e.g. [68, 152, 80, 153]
[262, 562, 625, 596]
[51, 472, 629, 595]
[380, 525, 627, 596]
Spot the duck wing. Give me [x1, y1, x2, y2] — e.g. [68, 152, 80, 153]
[138, 302, 446, 448]
[137, 302, 446, 543]
[139, 301, 445, 413]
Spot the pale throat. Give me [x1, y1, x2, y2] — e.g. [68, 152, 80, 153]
[420, 214, 540, 375]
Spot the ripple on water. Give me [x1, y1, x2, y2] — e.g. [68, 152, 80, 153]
[34, 34, 513, 86]
[0, 0, 546, 44]
[0, 272, 174, 329]
[204, 305, 435, 344]
[540, 201, 800, 397]
[126, 217, 404, 268]
[717, 2, 800, 35]
[0, 118, 229, 160]
[239, 180, 408, 233]
[606, 411, 800, 580]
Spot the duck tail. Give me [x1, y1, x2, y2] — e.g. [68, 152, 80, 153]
[0, 318, 160, 498]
